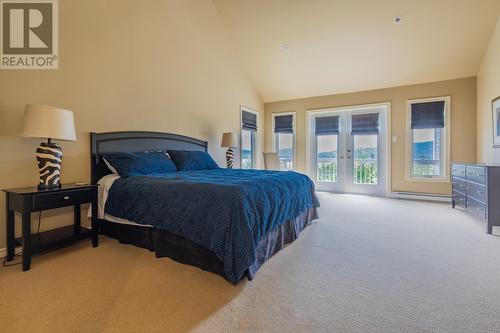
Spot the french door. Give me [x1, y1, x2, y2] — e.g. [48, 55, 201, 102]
[308, 104, 389, 196]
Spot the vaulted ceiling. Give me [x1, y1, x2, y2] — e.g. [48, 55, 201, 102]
[213, 0, 500, 102]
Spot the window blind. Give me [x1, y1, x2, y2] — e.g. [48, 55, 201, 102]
[242, 110, 257, 131]
[410, 101, 445, 129]
[315, 116, 339, 135]
[274, 115, 294, 133]
[351, 113, 379, 135]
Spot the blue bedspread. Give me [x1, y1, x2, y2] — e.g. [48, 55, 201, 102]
[105, 169, 320, 283]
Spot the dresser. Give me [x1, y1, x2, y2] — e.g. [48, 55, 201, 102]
[451, 163, 500, 234]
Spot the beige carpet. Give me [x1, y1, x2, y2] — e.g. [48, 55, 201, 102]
[2, 193, 500, 333]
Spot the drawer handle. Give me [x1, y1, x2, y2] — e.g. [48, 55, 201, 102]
[64, 196, 70, 200]
[467, 172, 483, 177]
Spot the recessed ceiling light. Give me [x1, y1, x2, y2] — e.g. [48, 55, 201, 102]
[393, 16, 403, 24]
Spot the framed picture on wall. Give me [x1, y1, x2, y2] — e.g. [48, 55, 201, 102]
[493, 96, 500, 148]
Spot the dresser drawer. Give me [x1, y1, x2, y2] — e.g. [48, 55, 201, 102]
[451, 164, 466, 178]
[452, 190, 466, 208]
[451, 176, 467, 193]
[466, 197, 486, 221]
[33, 189, 93, 211]
[466, 181, 487, 203]
[466, 166, 486, 184]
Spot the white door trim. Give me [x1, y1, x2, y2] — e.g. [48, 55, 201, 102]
[306, 102, 391, 197]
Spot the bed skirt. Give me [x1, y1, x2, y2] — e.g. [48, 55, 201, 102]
[98, 206, 318, 284]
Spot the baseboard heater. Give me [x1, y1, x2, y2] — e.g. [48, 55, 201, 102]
[391, 192, 451, 202]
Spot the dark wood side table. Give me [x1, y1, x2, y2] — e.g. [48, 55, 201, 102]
[3, 184, 99, 271]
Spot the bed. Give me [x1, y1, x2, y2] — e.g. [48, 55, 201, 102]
[91, 131, 319, 284]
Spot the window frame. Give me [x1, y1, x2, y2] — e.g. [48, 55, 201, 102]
[272, 111, 296, 171]
[240, 106, 258, 169]
[406, 96, 451, 182]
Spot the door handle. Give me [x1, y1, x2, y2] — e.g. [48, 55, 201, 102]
[347, 150, 352, 153]
[340, 156, 344, 159]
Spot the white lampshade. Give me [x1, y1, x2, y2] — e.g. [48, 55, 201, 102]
[20, 105, 76, 141]
[221, 132, 238, 148]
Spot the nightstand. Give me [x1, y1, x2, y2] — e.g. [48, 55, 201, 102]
[3, 184, 99, 271]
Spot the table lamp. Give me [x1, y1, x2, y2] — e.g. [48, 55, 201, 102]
[20, 105, 76, 190]
[221, 132, 238, 169]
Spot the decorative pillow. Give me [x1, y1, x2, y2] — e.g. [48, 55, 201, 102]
[101, 152, 177, 177]
[167, 150, 220, 171]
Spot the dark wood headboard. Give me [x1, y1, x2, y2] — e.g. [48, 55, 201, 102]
[90, 131, 208, 184]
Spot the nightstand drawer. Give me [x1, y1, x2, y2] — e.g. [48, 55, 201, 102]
[33, 189, 92, 210]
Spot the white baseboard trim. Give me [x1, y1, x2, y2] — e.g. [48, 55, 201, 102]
[391, 191, 451, 202]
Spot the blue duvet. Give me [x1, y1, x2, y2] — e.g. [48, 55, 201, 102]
[105, 169, 319, 283]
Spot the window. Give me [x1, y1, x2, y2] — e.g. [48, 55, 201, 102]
[241, 129, 254, 169]
[351, 113, 379, 185]
[241, 107, 257, 169]
[353, 135, 378, 184]
[317, 135, 338, 182]
[407, 97, 450, 181]
[273, 113, 295, 170]
[315, 115, 339, 182]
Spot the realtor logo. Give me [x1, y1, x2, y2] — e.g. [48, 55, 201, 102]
[1, 0, 58, 69]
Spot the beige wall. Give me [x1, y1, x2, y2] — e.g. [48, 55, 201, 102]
[265, 77, 477, 195]
[477, 17, 500, 163]
[0, 0, 263, 248]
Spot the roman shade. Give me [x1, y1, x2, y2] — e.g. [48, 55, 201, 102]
[315, 116, 339, 135]
[351, 113, 379, 135]
[410, 101, 445, 129]
[274, 115, 293, 133]
[242, 110, 257, 131]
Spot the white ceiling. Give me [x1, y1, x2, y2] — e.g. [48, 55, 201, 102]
[213, 0, 500, 103]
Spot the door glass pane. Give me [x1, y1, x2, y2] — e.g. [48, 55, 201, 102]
[317, 135, 337, 182]
[277, 133, 293, 170]
[241, 130, 253, 169]
[353, 135, 378, 184]
[412, 128, 441, 177]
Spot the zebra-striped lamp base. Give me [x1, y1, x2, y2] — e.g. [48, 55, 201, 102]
[36, 141, 62, 190]
[225, 147, 234, 169]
